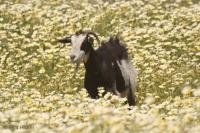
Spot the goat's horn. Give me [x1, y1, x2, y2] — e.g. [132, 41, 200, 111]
[57, 36, 71, 43]
[84, 30, 100, 46]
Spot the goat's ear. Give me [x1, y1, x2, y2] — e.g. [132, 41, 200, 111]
[88, 37, 94, 44]
[57, 36, 71, 44]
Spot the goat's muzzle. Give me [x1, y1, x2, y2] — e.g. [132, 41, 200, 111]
[69, 51, 85, 64]
[70, 55, 76, 61]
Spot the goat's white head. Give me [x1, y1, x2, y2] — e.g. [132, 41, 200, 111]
[58, 30, 100, 64]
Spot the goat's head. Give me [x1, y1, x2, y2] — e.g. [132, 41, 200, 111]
[58, 30, 100, 64]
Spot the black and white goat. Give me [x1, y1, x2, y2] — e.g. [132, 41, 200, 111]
[58, 30, 137, 105]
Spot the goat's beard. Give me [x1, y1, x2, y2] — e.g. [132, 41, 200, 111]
[72, 63, 80, 79]
[75, 63, 80, 71]
[70, 51, 88, 78]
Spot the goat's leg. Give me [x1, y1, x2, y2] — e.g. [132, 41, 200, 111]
[86, 86, 99, 99]
[111, 81, 120, 95]
[105, 81, 120, 96]
[127, 88, 135, 106]
[84, 75, 99, 99]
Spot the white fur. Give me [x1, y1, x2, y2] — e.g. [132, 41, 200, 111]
[116, 60, 137, 96]
[70, 34, 87, 63]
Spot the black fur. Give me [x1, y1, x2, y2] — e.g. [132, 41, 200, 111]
[58, 31, 136, 105]
[83, 36, 135, 105]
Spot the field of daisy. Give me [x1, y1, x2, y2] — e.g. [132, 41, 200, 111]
[0, 0, 200, 132]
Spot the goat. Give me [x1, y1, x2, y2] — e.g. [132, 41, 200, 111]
[58, 30, 137, 105]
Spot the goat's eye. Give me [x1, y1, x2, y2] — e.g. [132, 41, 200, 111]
[88, 37, 94, 43]
[81, 38, 92, 53]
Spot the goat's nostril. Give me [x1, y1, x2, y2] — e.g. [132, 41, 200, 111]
[70, 55, 76, 60]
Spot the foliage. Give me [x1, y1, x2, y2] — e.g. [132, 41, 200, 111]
[0, 0, 200, 132]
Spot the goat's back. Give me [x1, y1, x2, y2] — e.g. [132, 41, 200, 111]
[96, 37, 128, 61]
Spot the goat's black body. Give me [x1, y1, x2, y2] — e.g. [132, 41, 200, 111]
[58, 30, 137, 106]
[84, 37, 135, 105]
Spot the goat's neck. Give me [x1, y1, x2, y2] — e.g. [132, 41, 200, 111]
[84, 48, 99, 74]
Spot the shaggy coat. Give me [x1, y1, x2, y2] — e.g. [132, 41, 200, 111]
[58, 30, 137, 105]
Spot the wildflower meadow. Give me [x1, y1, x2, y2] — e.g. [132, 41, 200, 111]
[0, 0, 200, 132]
